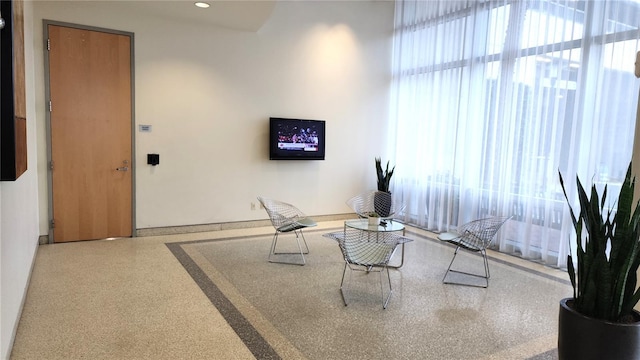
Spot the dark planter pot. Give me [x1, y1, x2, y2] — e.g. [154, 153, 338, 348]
[558, 298, 640, 360]
[374, 191, 392, 218]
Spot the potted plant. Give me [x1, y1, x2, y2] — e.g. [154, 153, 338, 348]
[366, 211, 380, 226]
[558, 162, 640, 360]
[375, 157, 395, 218]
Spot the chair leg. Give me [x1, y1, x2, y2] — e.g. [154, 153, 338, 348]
[442, 246, 460, 283]
[268, 231, 306, 266]
[381, 266, 393, 309]
[267, 232, 279, 263]
[482, 248, 490, 280]
[269, 232, 279, 257]
[293, 231, 308, 265]
[442, 246, 489, 288]
[296, 230, 310, 254]
[340, 263, 394, 309]
[339, 262, 349, 306]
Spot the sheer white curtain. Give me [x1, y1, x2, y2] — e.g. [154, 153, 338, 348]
[390, 0, 640, 267]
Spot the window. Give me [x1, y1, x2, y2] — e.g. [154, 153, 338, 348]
[391, 0, 640, 267]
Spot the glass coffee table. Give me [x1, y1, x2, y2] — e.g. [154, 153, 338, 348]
[344, 219, 412, 268]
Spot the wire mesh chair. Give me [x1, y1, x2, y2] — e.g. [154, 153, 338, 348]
[438, 215, 512, 288]
[346, 190, 405, 219]
[324, 229, 410, 309]
[257, 196, 317, 266]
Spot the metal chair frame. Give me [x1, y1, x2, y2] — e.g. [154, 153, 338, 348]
[439, 216, 512, 288]
[341, 259, 394, 309]
[346, 190, 405, 220]
[324, 230, 410, 309]
[258, 196, 316, 266]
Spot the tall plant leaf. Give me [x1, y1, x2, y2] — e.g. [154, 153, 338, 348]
[560, 162, 640, 322]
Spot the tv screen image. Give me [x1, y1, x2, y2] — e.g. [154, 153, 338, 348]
[269, 117, 326, 160]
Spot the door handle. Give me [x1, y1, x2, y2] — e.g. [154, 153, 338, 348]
[116, 160, 129, 171]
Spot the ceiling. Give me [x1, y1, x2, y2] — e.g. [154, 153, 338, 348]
[119, 0, 278, 32]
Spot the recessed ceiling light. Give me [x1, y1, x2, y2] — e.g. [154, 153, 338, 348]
[195, 2, 210, 8]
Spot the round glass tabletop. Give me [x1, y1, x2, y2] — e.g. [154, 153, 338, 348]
[344, 219, 405, 233]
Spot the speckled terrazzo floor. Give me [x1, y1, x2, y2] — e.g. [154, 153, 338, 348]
[10, 221, 569, 359]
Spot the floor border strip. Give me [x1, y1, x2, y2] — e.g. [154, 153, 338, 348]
[165, 242, 281, 360]
[167, 226, 561, 359]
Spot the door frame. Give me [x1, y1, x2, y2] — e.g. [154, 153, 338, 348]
[43, 20, 136, 243]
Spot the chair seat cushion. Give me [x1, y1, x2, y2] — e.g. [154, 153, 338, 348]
[277, 217, 317, 232]
[437, 232, 459, 242]
[439, 232, 482, 252]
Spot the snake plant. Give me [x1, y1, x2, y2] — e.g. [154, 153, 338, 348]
[375, 157, 395, 193]
[559, 162, 640, 322]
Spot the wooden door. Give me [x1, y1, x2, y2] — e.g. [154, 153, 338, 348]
[48, 24, 132, 242]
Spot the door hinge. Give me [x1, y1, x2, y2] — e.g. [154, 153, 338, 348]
[49, 100, 52, 112]
[49, 160, 54, 170]
[47, 38, 50, 51]
[50, 219, 55, 229]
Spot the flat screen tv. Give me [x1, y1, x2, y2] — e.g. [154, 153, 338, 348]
[269, 117, 326, 160]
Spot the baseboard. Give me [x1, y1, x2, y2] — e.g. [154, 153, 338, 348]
[135, 213, 355, 237]
[38, 235, 48, 245]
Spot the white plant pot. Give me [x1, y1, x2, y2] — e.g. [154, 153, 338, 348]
[368, 216, 380, 226]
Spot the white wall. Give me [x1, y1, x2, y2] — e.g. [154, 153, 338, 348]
[1, 1, 40, 358]
[1, 2, 393, 356]
[31, 0, 394, 232]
